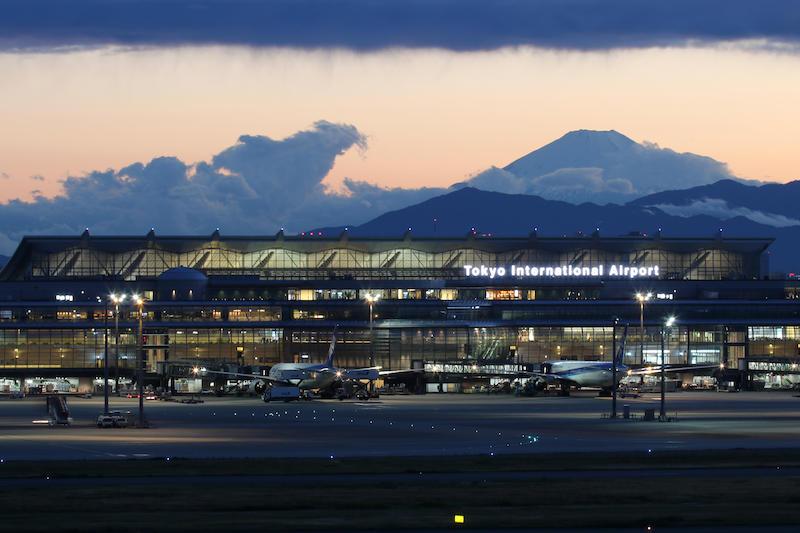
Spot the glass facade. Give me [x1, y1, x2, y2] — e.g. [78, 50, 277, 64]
[14, 235, 766, 282]
[0, 328, 137, 369]
[0, 234, 797, 392]
[0, 321, 797, 376]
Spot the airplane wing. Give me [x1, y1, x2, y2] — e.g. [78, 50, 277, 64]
[195, 364, 384, 383]
[379, 368, 424, 376]
[628, 364, 723, 375]
[192, 367, 291, 385]
[339, 366, 381, 380]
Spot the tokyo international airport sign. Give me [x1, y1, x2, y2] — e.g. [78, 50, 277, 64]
[462, 264, 660, 280]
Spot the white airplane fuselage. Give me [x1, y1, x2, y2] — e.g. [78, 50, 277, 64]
[267, 363, 339, 390]
[544, 361, 629, 389]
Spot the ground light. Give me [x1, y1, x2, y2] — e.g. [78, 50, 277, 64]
[454, 515, 465, 524]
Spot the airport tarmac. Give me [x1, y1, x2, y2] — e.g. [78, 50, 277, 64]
[1, 391, 799, 460]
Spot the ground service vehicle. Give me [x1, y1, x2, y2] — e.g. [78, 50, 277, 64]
[263, 385, 301, 402]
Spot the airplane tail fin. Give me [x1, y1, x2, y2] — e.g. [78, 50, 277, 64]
[614, 324, 629, 367]
[324, 326, 338, 367]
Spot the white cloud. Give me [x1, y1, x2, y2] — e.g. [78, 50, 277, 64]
[652, 198, 800, 228]
[0, 121, 442, 254]
[464, 166, 635, 204]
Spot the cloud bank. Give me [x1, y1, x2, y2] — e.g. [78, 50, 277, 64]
[1, 0, 799, 52]
[0, 121, 442, 254]
[653, 198, 800, 228]
[464, 166, 636, 204]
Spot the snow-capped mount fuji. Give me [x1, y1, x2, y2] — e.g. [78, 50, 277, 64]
[505, 129, 640, 176]
[463, 129, 736, 204]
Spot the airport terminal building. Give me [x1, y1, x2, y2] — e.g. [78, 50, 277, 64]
[1, 230, 799, 393]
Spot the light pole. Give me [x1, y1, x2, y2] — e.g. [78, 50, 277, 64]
[97, 297, 108, 415]
[103, 297, 110, 415]
[660, 315, 676, 421]
[365, 292, 380, 391]
[611, 317, 619, 419]
[110, 293, 126, 396]
[635, 292, 652, 364]
[133, 294, 146, 427]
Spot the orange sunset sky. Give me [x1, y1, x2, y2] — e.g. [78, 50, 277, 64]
[1, 44, 799, 202]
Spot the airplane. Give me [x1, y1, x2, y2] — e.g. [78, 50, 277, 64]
[193, 329, 395, 401]
[522, 325, 722, 395]
[519, 325, 631, 396]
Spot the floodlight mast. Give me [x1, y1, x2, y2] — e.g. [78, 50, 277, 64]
[132, 294, 146, 427]
[110, 294, 126, 396]
[635, 292, 652, 364]
[365, 292, 380, 392]
[103, 296, 109, 415]
[660, 315, 676, 420]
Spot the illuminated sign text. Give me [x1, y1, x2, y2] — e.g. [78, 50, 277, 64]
[463, 264, 660, 279]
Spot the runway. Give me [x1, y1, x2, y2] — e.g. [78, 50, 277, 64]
[1, 391, 799, 460]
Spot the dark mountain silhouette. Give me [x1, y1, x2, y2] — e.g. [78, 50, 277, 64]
[347, 187, 748, 236]
[632, 179, 800, 224]
[327, 187, 799, 273]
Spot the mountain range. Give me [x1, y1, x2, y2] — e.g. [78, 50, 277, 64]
[314, 130, 800, 273]
[321, 184, 800, 273]
[630, 179, 800, 227]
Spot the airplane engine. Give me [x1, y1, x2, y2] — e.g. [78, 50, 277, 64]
[248, 380, 267, 395]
